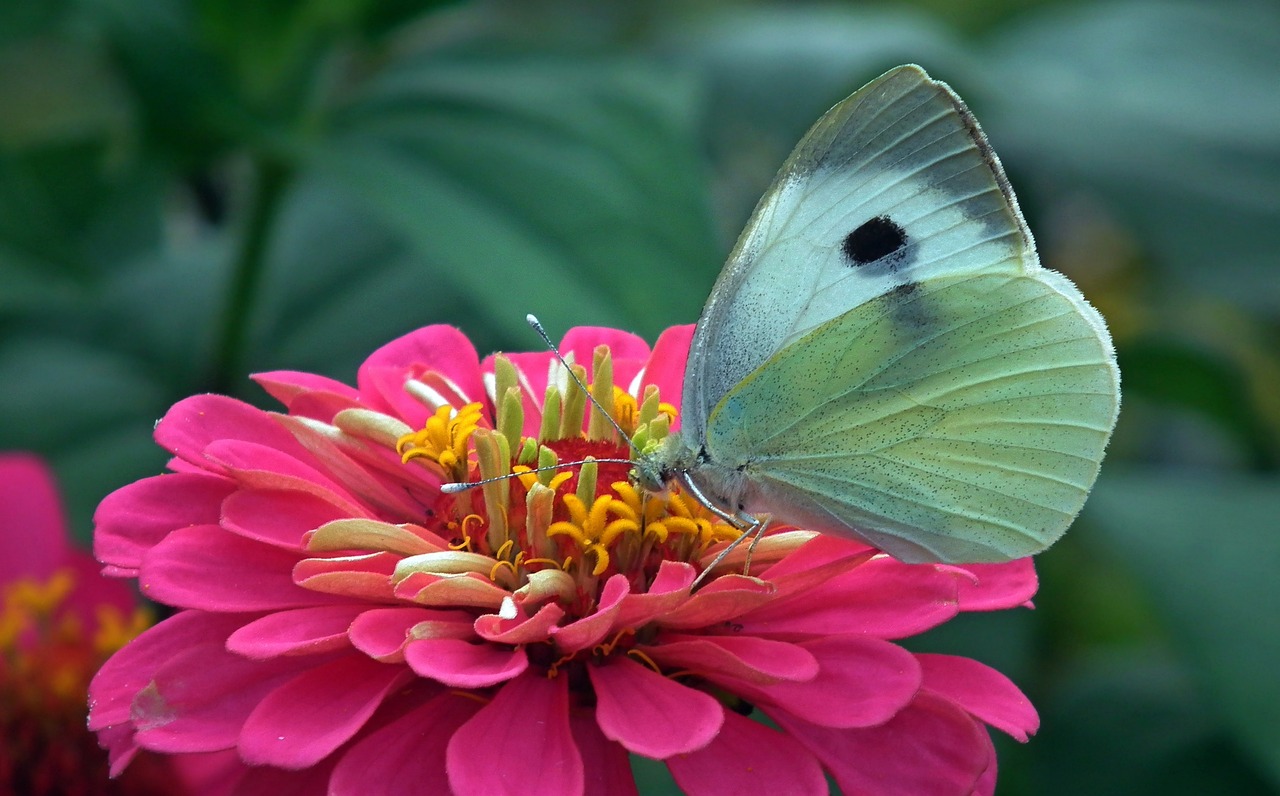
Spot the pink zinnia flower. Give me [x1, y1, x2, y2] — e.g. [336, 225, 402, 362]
[0, 453, 235, 795]
[89, 325, 1039, 795]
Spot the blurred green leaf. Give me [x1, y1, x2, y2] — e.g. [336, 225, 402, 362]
[1086, 470, 1280, 787]
[1033, 653, 1275, 795]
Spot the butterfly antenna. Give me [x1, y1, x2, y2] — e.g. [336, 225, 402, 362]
[526, 314, 641, 455]
[440, 457, 636, 494]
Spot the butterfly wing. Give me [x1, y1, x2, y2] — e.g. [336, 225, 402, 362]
[681, 64, 1038, 446]
[683, 64, 1119, 562]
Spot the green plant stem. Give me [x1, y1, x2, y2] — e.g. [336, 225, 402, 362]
[209, 158, 290, 393]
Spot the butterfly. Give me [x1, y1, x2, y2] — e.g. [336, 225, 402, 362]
[633, 64, 1120, 564]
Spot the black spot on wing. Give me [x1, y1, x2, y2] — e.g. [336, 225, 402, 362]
[843, 216, 908, 268]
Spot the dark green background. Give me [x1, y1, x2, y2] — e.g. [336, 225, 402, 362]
[2, 0, 1278, 793]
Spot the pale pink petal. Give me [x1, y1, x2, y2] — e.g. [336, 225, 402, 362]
[348, 606, 472, 661]
[731, 636, 921, 729]
[777, 692, 989, 796]
[666, 710, 826, 796]
[560, 327, 651, 394]
[141, 525, 334, 611]
[644, 634, 818, 685]
[917, 654, 1039, 741]
[588, 656, 722, 757]
[225, 604, 366, 659]
[447, 670, 583, 796]
[0, 453, 69, 580]
[239, 653, 412, 768]
[613, 560, 695, 629]
[154, 394, 310, 468]
[330, 691, 478, 795]
[474, 600, 566, 644]
[654, 574, 774, 629]
[570, 712, 638, 796]
[553, 574, 629, 653]
[93, 472, 234, 574]
[293, 551, 399, 601]
[221, 488, 351, 550]
[404, 638, 528, 688]
[955, 560, 1038, 611]
[739, 557, 960, 639]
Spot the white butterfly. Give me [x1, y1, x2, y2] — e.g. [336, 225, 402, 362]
[634, 64, 1120, 563]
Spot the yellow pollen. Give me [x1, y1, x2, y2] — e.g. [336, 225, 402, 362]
[397, 402, 484, 478]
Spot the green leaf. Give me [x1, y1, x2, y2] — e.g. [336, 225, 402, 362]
[1085, 470, 1280, 787]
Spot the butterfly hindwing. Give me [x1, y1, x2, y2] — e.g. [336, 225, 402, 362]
[704, 270, 1117, 562]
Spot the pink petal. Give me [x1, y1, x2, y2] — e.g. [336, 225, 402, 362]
[613, 561, 695, 629]
[201, 439, 360, 510]
[447, 670, 584, 796]
[0, 453, 69, 581]
[553, 574, 630, 653]
[644, 634, 818, 685]
[358, 325, 485, 427]
[221, 488, 351, 550]
[560, 327, 651, 373]
[752, 534, 876, 600]
[141, 525, 333, 611]
[588, 656, 723, 758]
[330, 691, 479, 795]
[239, 653, 412, 768]
[349, 606, 473, 661]
[570, 712, 638, 796]
[404, 638, 528, 688]
[252, 370, 360, 412]
[739, 556, 960, 639]
[154, 394, 310, 468]
[776, 691, 990, 796]
[735, 636, 921, 729]
[955, 559, 1038, 611]
[225, 604, 367, 659]
[474, 601, 566, 644]
[917, 654, 1039, 741]
[215, 755, 337, 795]
[639, 325, 693, 431]
[93, 472, 234, 574]
[666, 710, 826, 796]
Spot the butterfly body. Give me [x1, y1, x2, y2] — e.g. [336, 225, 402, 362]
[637, 64, 1119, 564]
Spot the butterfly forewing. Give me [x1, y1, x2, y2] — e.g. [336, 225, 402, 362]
[681, 64, 1035, 444]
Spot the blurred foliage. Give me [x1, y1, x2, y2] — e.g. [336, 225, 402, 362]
[1, 0, 1278, 793]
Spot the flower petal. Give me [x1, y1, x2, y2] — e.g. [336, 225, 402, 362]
[404, 638, 528, 688]
[474, 600, 566, 644]
[0, 453, 70, 580]
[93, 472, 234, 575]
[639, 325, 694, 431]
[221, 488, 351, 550]
[349, 606, 473, 661]
[588, 656, 723, 758]
[777, 691, 989, 796]
[739, 557, 960, 639]
[570, 712, 638, 796]
[225, 604, 366, 659]
[358, 325, 484, 428]
[154, 394, 310, 468]
[330, 691, 478, 795]
[239, 653, 413, 768]
[141, 525, 331, 611]
[644, 634, 818, 685]
[955, 560, 1038, 611]
[655, 574, 774, 629]
[553, 574, 630, 653]
[447, 670, 583, 796]
[917, 653, 1039, 741]
[613, 560, 695, 628]
[735, 636, 921, 729]
[666, 710, 826, 796]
